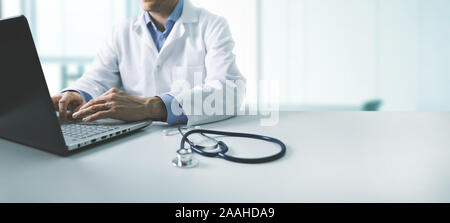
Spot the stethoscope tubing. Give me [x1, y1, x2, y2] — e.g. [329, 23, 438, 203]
[180, 129, 287, 164]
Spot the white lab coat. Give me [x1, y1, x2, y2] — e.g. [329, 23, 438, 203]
[66, 0, 246, 126]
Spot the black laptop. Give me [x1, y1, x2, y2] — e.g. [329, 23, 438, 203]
[0, 16, 151, 156]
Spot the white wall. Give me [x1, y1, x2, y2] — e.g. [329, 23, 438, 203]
[260, 0, 450, 111]
[35, 0, 129, 58]
[418, 0, 450, 111]
[1, 0, 20, 18]
[378, 0, 419, 111]
[261, 0, 378, 108]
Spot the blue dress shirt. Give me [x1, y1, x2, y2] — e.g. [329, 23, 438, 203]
[144, 0, 184, 52]
[145, 0, 188, 125]
[73, 0, 188, 125]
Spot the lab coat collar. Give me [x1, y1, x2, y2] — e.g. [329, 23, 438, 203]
[133, 15, 159, 54]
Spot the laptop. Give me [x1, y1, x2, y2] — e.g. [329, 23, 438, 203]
[0, 16, 151, 156]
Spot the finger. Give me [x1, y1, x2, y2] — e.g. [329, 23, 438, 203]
[78, 98, 107, 111]
[68, 103, 86, 120]
[72, 103, 85, 113]
[52, 95, 62, 111]
[78, 89, 121, 111]
[58, 95, 70, 121]
[83, 110, 112, 123]
[73, 104, 111, 119]
[68, 103, 79, 113]
[106, 88, 121, 95]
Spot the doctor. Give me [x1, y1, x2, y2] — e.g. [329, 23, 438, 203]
[52, 0, 246, 126]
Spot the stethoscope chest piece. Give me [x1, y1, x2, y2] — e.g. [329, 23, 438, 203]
[172, 148, 199, 169]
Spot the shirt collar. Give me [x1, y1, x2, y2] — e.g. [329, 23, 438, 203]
[168, 0, 184, 22]
[144, 0, 184, 28]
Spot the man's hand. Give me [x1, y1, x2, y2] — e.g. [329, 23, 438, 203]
[52, 91, 86, 122]
[72, 88, 167, 123]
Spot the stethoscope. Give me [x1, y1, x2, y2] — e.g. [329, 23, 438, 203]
[164, 126, 287, 168]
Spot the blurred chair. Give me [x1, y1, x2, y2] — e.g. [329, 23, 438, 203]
[362, 99, 383, 111]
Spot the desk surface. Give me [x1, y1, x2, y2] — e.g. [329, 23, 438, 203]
[1, 112, 449, 203]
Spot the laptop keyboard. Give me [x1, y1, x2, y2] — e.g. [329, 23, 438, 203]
[61, 123, 120, 139]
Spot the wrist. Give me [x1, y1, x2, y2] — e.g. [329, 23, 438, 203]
[144, 97, 168, 122]
[64, 90, 82, 97]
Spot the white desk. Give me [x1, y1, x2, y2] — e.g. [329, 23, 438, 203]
[1, 112, 449, 203]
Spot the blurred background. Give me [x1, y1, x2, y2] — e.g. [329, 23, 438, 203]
[0, 0, 449, 111]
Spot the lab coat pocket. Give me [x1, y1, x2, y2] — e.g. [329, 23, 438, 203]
[171, 65, 206, 88]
